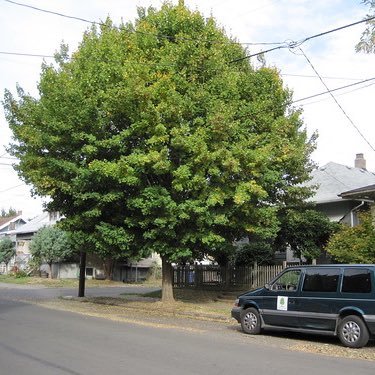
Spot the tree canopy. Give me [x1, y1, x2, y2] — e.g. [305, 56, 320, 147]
[3, 3, 315, 300]
[0, 237, 15, 268]
[274, 207, 338, 263]
[356, 0, 375, 53]
[326, 211, 375, 263]
[0, 207, 18, 218]
[29, 226, 76, 278]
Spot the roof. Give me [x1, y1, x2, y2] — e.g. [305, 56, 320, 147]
[12, 212, 50, 235]
[306, 162, 375, 204]
[339, 184, 375, 201]
[0, 214, 25, 231]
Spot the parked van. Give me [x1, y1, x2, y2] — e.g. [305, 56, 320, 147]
[231, 265, 375, 347]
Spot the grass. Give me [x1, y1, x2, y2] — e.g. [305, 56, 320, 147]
[0, 274, 160, 288]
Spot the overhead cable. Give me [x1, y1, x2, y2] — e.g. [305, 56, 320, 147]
[229, 15, 375, 63]
[298, 47, 375, 153]
[2, 0, 284, 46]
[292, 77, 375, 103]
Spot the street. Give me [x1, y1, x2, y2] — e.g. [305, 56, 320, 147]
[0, 286, 374, 375]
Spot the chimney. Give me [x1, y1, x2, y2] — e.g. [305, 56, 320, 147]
[355, 153, 366, 170]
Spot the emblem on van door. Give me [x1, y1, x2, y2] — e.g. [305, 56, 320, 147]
[277, 296, 288, 311]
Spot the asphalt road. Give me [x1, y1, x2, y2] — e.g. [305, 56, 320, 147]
[0, 285, 374, 375]
[0, 282, 159, 300]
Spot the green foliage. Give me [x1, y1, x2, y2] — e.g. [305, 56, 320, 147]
[356, 0, 375, 53]
[234, 236, 275, 266]
[29, 226, 76, 268]
[3, 3, 315, 295]
[326, 211, 375, 263]
[0, 237, 15, 265]
[275, 208, 337, 262]
[0, 207, 17, 218]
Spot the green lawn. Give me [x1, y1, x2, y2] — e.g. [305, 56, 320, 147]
[0, 274, 148, 288]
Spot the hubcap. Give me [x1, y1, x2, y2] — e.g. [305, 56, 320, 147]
[244, 312, 257, 331]
[342, 321, 361, 343]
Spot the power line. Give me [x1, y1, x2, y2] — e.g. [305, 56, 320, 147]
[298, 82, 375, 107]
[0, 184, 24, 193]
[0, 50, 54, 58]
[298, 47, 375, 153]
[282, 73, 365, 81]
[2, 0, 284, 47]
[229, 15, 375, 63]
[292, 77, 375, 104]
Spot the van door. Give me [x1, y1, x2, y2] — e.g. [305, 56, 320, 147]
[298, 267, 341, 331]
[261, 268, 302, 328]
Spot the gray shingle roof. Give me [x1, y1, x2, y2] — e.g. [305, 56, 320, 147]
[306, 162, 375, 204]
[12, 212, 50, 235]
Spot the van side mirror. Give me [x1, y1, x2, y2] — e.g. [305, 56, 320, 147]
[265, 283, 270, 290]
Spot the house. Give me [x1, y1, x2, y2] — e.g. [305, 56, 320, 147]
[0, 211, 26, 236]
[8, 212, 50, 271]
[305, 154, 375, 226]
[0, 212, 26, 273]
[276, 154, 375, 264]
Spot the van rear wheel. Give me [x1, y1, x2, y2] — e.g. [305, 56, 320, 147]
[338, 315, 369, 348]
[240, 307, 261, 334]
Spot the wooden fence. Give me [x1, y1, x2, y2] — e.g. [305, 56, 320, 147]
[173, 263, 285, 290]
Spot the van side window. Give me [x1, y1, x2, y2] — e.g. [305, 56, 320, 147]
[270, 270, 301, 291]
[302, 268, 340, 292]
[342, 269, 372, 293]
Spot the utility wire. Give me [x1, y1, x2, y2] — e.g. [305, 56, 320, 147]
[229, 15, 375, 63]
[0, 184, 24, 193]
[0, 50, 54, 58]
[292, 77, 375, 104]
[298, 47, 375, 153]
[299, 82, 375, 107]
[282, 73, 365, 81]
[2, 0, 284, 46]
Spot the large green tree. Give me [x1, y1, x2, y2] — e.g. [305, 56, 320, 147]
[0, 237, 16, 273]
[29, 226, 76, 278]
[326, 211, 375, 263]
[3, 3, 314, 300]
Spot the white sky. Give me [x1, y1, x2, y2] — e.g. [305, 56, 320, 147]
[0, 0, 374, 218]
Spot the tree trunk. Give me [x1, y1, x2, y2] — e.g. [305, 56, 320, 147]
[78, 251, 86, 297]
[103, 258, 115, 280]
[48, 262, 53, 279]
[161, 255, 174, 302]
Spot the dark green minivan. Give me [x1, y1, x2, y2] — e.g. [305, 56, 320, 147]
[231, 265, 375, 348]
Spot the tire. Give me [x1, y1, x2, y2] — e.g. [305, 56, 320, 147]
[338, 315, 369, 348]
[240, 307, 261, 334]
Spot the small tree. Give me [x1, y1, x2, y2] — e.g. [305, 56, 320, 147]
[275, 208, 337, 263]
[0, 237, 16, 273]
[0, 207, 17, 218]
[326, 211, 375, 263]
[29, 226, 76, 278]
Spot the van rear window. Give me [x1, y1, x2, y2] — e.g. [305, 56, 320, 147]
[342, 269, 372, 293]
[302, 268, 340, 292]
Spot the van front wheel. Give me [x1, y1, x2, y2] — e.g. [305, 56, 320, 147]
[240, 307, 261, 334]
[338, 315, 369, 348]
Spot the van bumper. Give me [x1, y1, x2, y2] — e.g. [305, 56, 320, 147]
[231, 307, 242, 323]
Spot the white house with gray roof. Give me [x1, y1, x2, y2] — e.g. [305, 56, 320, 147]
[305, 154, 375, 226]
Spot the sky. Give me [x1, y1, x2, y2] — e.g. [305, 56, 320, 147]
[0, 0, 374, 218]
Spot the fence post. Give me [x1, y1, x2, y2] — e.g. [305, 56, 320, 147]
[282, 261, 287, 269]
[252, 262, 258, 289]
